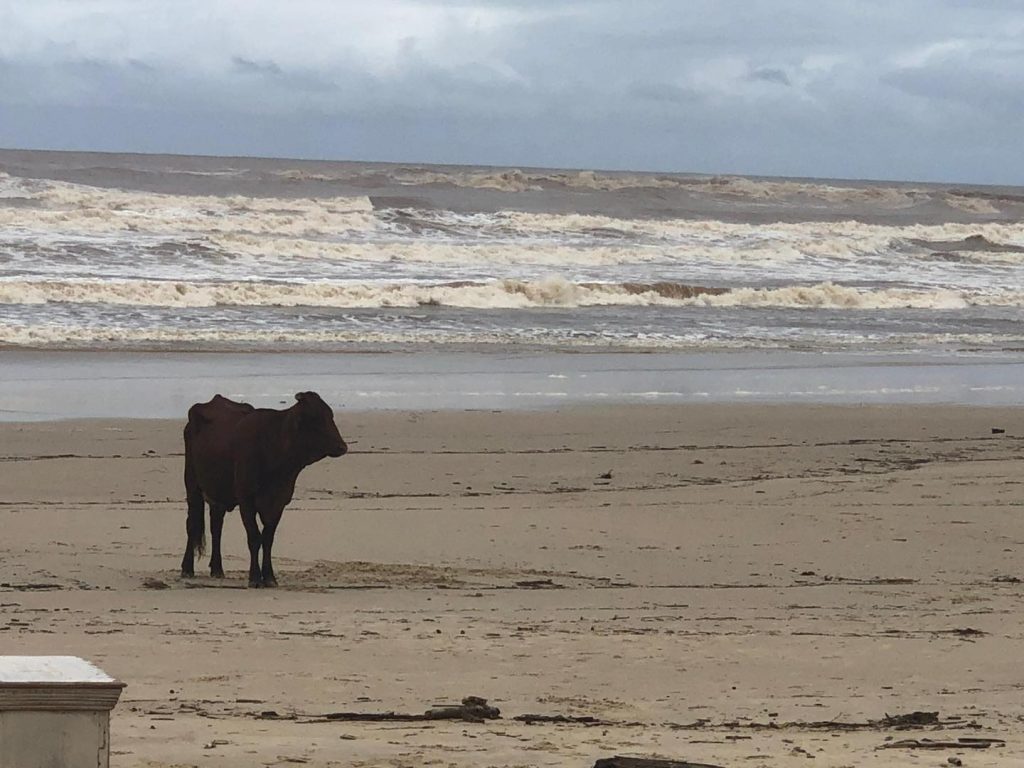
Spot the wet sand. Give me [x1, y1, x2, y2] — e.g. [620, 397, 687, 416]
[2, 404, 1023, 766]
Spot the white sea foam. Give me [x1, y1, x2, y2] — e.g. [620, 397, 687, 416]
[4, 173, 1024, 276]
[944, 194, 1000, 215]
[0, 276, 687, 308]
[700, 176, 931, 207]
[3, 170, 1023, 354]
[381, 167, 1009, 213]
[499, 210, 1024, 253]
[0, 323, 716, 350]
[2, 277, 1021, 310]
[0, 173, 376, 237]
[273, 166, 685, 192]
[0, 172, 1010, 249]
[3, 319, 1019, 354]
[690, 283, 982, 309]
[273, 164, 969, 206]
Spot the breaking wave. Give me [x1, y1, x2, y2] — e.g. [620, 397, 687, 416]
[5, 172, 1024, 271]
[3, 315, 1020, 354]
[0, 323, 724, 351]
[270, 166, 1007, 211]
[2, 277, 1021, 310]
[0, 173, 376, 237]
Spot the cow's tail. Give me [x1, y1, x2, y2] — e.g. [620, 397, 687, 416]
[183, 424, 206, 559]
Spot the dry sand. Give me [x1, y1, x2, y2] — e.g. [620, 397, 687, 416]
[1, 403, 1023, 767]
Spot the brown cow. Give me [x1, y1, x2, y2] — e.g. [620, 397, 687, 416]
[179, 392, 347, 587]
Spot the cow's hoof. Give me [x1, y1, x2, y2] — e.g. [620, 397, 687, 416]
[248, 579, 263, 589]
[263, 577, 278, 588]
[180, 569, 194, 579]
[210, 570, 225, 579]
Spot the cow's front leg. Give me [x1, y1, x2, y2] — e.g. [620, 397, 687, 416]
[259, 506, 284, 588]
[239, 500, 263, 587]
[209, 505, 227, 578]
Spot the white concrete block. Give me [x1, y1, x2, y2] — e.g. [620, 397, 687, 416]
[0, 656, 125, 768]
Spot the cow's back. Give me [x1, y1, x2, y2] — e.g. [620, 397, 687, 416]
[185, 395, 256, 508]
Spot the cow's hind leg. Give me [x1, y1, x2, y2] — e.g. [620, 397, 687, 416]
[180, 462, 206, 578]
[259, 507, 283, 588]
[240, 501, 264, 587]
[209, 504, 228, 578]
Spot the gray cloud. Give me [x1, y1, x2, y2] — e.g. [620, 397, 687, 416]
[747, 68, 791, 86]
[2, 0, 1024, 182]
[628, 82, 700, 104]
[232, 56, 283, 76]
[231, 56, 340, 95]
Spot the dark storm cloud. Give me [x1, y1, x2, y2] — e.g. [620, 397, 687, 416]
[2, 0, 1024, 182]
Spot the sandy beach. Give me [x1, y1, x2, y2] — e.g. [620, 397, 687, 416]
[2, 403, 1023, 766]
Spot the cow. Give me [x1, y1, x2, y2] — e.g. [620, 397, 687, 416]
[179, 392, 348, 587]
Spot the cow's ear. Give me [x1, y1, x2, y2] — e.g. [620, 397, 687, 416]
[295, 392, 308, 404]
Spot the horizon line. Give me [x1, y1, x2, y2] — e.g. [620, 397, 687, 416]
[0, 144, 1015, 191]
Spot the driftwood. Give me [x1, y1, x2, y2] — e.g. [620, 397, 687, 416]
[424, 697, 500, 722]
[514, 579, 564, 589]
[515, 714, 612, 726]
[879, 737, 1005, 750]
[594, 758, 725, 768]
[310, 712, 425, 723]
[253, 701, 982, 743]
[669, 710, 971, 733]
[880, 711, 939, 728]
[297, 697, 500, 724]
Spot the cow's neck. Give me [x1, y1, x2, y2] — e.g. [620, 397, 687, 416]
[274, 408, 317, 474]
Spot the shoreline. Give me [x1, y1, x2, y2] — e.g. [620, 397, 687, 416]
[3, 348, 1024, 420]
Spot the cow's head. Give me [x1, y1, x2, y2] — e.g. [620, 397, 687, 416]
[292, 391, 348, 462]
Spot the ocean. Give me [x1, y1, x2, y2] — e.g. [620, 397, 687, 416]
[1, 148, 1023, 416]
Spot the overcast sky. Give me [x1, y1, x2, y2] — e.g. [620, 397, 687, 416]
[2, 0, 1024, 183]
